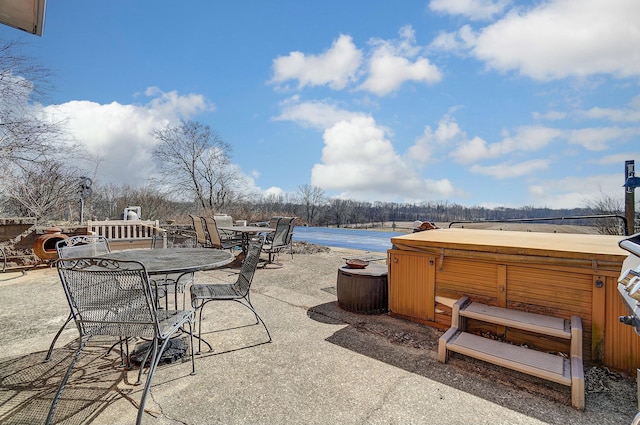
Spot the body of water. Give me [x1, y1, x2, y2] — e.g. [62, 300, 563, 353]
[292, 226, 406, 253]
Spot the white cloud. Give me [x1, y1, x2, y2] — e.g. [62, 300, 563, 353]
[408, 116, 466, 163]
[532, 111, 568, 121]
[450, 125, 563, 163]
[41, 89, 232, 189]
[44, 99, 167, 183]
[577, 106, 640, 123]
[429, 31, 464, 52]
[566, 127, 640, 151]
[270, 34, 362, 90]
[429, 25, 476, 53]
[358, 26, 442, 96]
[589, 153, 640, 165]
[429, 0, 510, 21]
[471, 159, 549, 178]
[270, 26, 441, 97]
[528, 173, 623, 209]
[143, 87, 214, 117]
[434, 0, 640, 81]
[311, 116, 457, 201]
[273, 96, 366, 130]
[263, 186, 285, 199]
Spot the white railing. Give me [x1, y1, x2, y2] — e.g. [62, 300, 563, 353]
[87, 220, 163, 240]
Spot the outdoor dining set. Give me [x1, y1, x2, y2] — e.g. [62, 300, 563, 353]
[43, 215, 296, 425]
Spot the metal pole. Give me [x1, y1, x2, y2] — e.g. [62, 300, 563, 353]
[626, 160, 635, 235]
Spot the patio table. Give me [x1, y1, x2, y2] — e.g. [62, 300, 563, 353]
[99, 247, 234, 275]
[218, 225, 275, 255]
[99, 247, 234, 308]
[98, 247, 235, 359]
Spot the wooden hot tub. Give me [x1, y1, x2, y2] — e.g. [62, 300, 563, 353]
[387, 228, 639, 373]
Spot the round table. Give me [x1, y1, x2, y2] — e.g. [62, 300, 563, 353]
[99, 248, 234, 362]
[100, 248, 234, 275]
[336, 264, 388, 314]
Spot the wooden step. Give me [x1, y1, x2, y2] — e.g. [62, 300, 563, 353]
[443, 329, 572, 385]
[458, 298, 571, 339]
[441, 296, 585, 410]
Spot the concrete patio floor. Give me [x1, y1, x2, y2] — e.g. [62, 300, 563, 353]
[0, 248, 636, 425]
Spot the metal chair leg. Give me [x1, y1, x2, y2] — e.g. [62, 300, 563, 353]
[44, 313, 73, 362]
[136, 338, 162, 425]
[45, 337, 91, 424]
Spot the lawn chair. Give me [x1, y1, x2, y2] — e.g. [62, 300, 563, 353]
[190, 239, 271, 353]
[47, 257, 195, 425]
[212, 214, 237, 240]
[189, 214, 210, 247]
[261, 217, 295, 267]
[44, 235, 111, 362]
[203, 216, 242, 251]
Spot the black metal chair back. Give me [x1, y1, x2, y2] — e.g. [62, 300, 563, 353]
[190, 239, 270, 352]
[235, 240, 262, 296]
[45, 235, 112, 362]
[58, 258, 156, 337]
[48, 257, 195, 425]
[261, 217, 296, 266]
[56, 235, 111, 258]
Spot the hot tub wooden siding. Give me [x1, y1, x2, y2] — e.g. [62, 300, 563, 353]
[388, 229, 639, 373]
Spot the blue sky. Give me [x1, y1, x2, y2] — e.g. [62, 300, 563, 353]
[2, 0, 639, 209]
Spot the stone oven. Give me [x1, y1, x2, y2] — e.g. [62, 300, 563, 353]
[33, 226, 68, 261]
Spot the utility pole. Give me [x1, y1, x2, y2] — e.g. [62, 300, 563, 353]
[625, 160, 635, 235]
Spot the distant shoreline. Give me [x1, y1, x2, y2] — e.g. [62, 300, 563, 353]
[337, 221, 601, 235]
[294, 221, 603, 255]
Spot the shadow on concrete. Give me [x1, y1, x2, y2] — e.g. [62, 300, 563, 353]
[306, 301, 625, 425]
[193, 319, 272, 358]
[0, 340, 126, 424]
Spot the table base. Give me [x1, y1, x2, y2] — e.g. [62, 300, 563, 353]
[130, 338, 188, 365]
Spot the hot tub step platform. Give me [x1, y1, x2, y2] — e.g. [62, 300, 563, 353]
[442, 329, 571, 384]
[458, 299, 571, 339]
[438, 296, 584, 410]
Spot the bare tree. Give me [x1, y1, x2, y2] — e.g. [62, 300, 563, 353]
[151, 120, 242, 211]
[0, 40, 63, 168]
[2, 160, 82, 221]
[85, 183, 186, 221]
[584, 192, 625, 235]
[328, 198, 350, 227]
[296, 184, 325, 225]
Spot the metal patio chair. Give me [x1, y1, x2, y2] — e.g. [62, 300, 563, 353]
[44, 235, 112, 362]
[47, 257, 195, 425]
[203, 216, 243, 251]
[189, 214, 210, 247]
[212, 214, 238, 240]
[261, 217, 295, 267]
[56, 234, 111, 258]
[190, 239, 271, 353]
